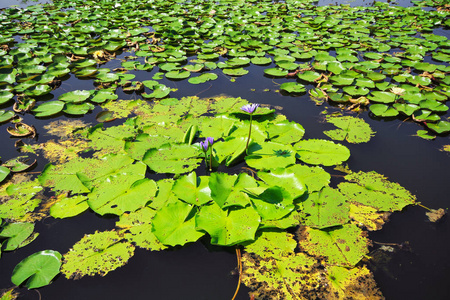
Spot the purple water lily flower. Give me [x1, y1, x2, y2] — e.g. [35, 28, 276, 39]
[200, 141, 208, 151]
[200, 137, 214, 152]
[206, 137, 214, 146]
[241, 103, 259, 114]
[200, 137, 215, 171]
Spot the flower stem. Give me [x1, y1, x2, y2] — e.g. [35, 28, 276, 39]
[209, 146, 213, 172]
[245, 114, 252, 154]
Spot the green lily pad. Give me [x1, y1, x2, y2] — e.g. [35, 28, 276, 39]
[302, 187, 349, 229]
[11, 250, 62, 289]
[172, 172, 212, 206]
[165, 70, 190, 80]
[63, 102, 95, 115]
[0, 222, 36, 251]
[264, 68, 288, 77]
[195, 202, 260, 246]
[50, 195, 89, 219]
[0, 110, 15, 123]
[324, 116, 375, 144]
[143, 144, 201, 174]
[59, 90, 91, 103]
[152, 201, 204, 247]
[246, 142, 296, 171]
[297, 71, 321, 82]
[0, 91, 14, 104]
[32, 101, 65, 117]
[61, 231, 134, 279]
[280, 82, 306, 94]
[426, 121, 450, 134]
[223, 68, 249, 76]
[0, 166, 10, 183]
[88, 178, 157, 216]
[188, 73, 218, 84]
[294, 139, 350, 166]
[370, 104, 399, 117]
[367, 91, 396, 104]
[208, 172, 257, 209]
[298, 224, 369, 267]
[266, 120, 305, 144]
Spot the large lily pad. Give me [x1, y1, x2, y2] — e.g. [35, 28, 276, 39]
[195, 202, 261, 246]
[294, 139, 350, 166]
[61, 231, 134, 279]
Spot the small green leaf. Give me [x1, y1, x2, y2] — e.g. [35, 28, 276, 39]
[0, 222, 35, 251]
[11, 250, 62, 289]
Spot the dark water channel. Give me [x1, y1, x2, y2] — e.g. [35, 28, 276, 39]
[0, 0, 450, 299]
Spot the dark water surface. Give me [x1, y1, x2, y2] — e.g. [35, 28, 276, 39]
[0, 0, 449, 299]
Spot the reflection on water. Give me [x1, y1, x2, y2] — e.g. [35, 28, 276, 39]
[0, 0, 52, 9]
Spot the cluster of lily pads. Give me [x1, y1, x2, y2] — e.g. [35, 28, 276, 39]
[1, 94, 417, 298]
[0, 0, 448, 298]
[0, 0, 449, 136]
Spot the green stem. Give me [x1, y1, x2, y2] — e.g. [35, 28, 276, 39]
[209, 146, 213, 172]
[245, 114, 252, 154]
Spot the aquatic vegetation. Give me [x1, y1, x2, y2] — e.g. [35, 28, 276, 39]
[0, 0, 448, 297]
[240, 103, 259, 152]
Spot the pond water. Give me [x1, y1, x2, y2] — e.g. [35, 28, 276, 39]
[0, 0, 449, 299]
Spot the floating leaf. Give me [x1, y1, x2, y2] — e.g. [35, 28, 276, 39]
[246, 142, 296, 170]
[257, 168, 306, 200]
[88, 178, 157, 216]
[49, 195, 89, 219]
[0, 177, 42, 221]
[297, 224, 369, 267]
[152, 201, 204, 247]
[266, 120, 305, 144]
[0, 166, 10, 183]
[324, 116, 375, 144]
[242, 251, 320, 300]
[297, 71, 321, 82]
[143, 144, 201, 174]
[426, 121, 450, 134]
[301, 187, 349, 229]
[339, 171, 416, 212]
[3, 156, 36, 172]
[0, 222, 35, 251]
[370, 104, 399, 117]
[11, 250, 62, 289]
[32, 101, 65, 117]
[294, 139, 350, 166]
[195, 202, 260, 246]
[280, 82, 306, 94]
[0, 110, 15, 123]
[208, 172, 257, 209]
[172, 172, 212, 206]
[58, 90, 91, 103]
[188, 73, 217, 84]
[61, 231, 134, 279]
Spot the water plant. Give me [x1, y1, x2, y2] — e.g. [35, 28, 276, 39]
[200, 137, 214, 171]
[240, 103, 259, 152]
[0, 0, 448, 298]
